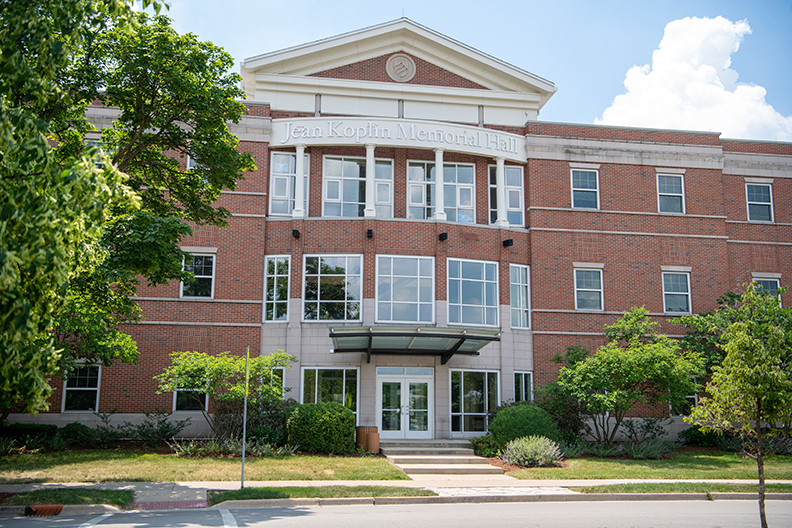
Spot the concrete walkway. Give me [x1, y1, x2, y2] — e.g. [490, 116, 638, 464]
[2, 477, 792, 512]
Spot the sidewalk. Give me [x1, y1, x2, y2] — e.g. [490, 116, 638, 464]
[2, 477, 792, 513]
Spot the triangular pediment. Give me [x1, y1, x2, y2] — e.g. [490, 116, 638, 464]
[242, 19, 555, 102]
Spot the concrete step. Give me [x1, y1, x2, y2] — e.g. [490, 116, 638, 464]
[379, 439, 472, 449]
[395, 464, 504, 475]
[380, 447, 475, 456]
[386, 455, 490, 465]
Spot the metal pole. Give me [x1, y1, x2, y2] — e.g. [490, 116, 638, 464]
[241, 346, 250, 489]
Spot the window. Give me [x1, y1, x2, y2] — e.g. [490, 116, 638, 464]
[270, 152, 309, 215]
[264, 256, 290, 321]
[671, 394, 698, 417]
[174, 390, 208, 412]
[447, 259, 498, 326]
[663, 272, 691, 313]
[376, 255, 434, 323]
[303, 255, 362, 321]
[514, 371, 533, 402]
[407, 161, 436, 220]
[182, 254, 214, 298]
[63, 365, 100, 412]
[84, 138, 107, 168]
[489, 165, 524, 226]
[442, 163, 475, 223]
[451, 370, 499, 435]
[510, 264, 530, 328]
[657, 174, 685, 213]
[323, 156, 392, 218]
[302, 368, 358, 419]
[574, 268, 603, 310]
[571, 169, 599, 209]
[754, 278, 781, 305]
[746, 184, 773, 222]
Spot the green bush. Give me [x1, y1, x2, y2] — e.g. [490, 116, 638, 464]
[248, 425, 282, 446]
[678, 426, 722, 447]
[488, 405, 559, 448]
[558, 439, 585, 459]
[469, 434, 499, 457]
[59, 422, 96, 447]
[0, 422, 59, 441]
[622, 439, 676, 459]
[129, 411, 191, 446]
[286, 402, 355, 455]
[500, 435, 562, 467]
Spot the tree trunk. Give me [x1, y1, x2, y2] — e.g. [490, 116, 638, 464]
[0, 408, 9, 422]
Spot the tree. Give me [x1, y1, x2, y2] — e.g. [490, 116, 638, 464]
[0, 0, 165, 416]
[687, 284, 792, 528]
[556, 307, 702, 444]
[155, 351, 297, 439]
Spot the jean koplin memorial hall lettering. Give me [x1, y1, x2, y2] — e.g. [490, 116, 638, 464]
[15, 19, 791, 439]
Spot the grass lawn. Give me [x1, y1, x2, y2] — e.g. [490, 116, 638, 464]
[508, 452, 792, 480]
[0, 488, 134, 508]
[208, 486, 436, 505]
[0, 451, 408, 484]
[575, 483, 792, 494]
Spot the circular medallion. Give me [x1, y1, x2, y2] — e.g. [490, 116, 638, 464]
[386, 53, 417, 82]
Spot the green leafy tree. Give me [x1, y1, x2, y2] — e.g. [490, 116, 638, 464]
[0, 0, 166, 417]
[556, 307, 702, 444]
[687, 284, 792, 528]
[155, 351, 297, 438]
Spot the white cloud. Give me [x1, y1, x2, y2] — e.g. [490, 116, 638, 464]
[596, 16, 792, 141]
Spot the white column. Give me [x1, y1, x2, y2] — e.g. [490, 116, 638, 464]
[292, 144, 306, 218]
[364, 143, 377, 218]
[433, 148, 446, 221]
[495, 157, 509, 227]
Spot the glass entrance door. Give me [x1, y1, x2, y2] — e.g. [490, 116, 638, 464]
[376, 368, 433, 439]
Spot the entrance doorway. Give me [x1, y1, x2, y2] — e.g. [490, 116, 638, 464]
[376, 367, 433, 439]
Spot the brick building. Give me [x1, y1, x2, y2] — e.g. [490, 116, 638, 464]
[15, 19, 792, 439]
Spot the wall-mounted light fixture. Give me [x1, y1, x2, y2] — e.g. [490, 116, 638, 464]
[366, 229, 373, 238]
[292, 229, 300, 238]
[438, 232, 448, 241]
[502, 239, 514, 247]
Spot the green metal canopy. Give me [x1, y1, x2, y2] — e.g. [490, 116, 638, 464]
[329, 326, 501, 365]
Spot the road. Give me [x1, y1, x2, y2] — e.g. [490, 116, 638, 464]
[1, 500, 790, 528]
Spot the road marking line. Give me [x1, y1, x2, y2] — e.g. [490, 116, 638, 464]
[220, 509, 238, 528]
[79, 513, 114, 527]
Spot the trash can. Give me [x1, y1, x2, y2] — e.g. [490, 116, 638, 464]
[356, 426, 378, 452]
[366, 428, 380, 454]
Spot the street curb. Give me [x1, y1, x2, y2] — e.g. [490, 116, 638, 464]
[0, 504, 121, 517]
[210, 492, 792, 509]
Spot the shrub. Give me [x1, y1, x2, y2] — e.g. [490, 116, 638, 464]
[47, 435, 69, 451]
[0, 437, 17, 455]
[469, 434, 499, 457]
[500, 435, 562, 467]
[248, 426, 282, 446]
[558, 439, 585, 459]
[128, 411, 191, 446]
[286, 402, 355, 455]
[622, 439, 676, 459]
[488, 405, 559, 448]
[582, 442, 622, 457]
[678, 425, 722, 447]
[59, 422, 96, 447]
[0, 422, 59, 441]
[620, 417, 669, 445]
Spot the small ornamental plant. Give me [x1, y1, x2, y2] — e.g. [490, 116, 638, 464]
[499, 435, 563, 467]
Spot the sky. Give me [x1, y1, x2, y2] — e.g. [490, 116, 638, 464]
[160, 0, 792, 142]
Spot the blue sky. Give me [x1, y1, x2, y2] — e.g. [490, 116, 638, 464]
[162, 0, 792, 141]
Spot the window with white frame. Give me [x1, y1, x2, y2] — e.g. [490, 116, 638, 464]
[489, 165, 524, 226]
[571, 169, 599, 209]
[514, 371, 533, 402]
[270, 152, 309, 215]
[63, 365, 100, 412]
[376, 255, 434, 323]
[671, 393, 698, 417]
[447, 259, 498, 326]
[657, 174, 685, 213]
[753, 277, 781, 305]
[323, 156, 392, 218]
[84, 138, 107, 168]
[264, 255, 290, 321]
[407, 161, 436, 219]
[574, 268, 603, 310]
[443, 163, 475, 223]
[451, 370, 499, 435]
[181, 254, 214, 298]
[663, 272, 691, 313]
[510, 264, 530, 328]
[746, 183, 773, 222]
[302, 368, 358, 419]
[303, 255, 362, 321]
[174, 389, 208, 411]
